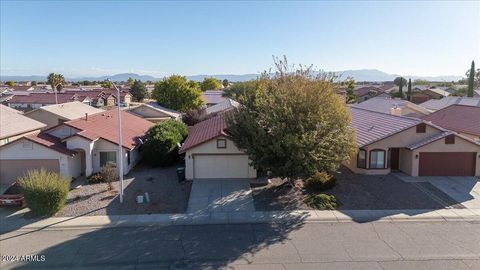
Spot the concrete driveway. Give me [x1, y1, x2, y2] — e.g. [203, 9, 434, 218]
[395, 174, 480, 209]
[187, 179, 255, 213]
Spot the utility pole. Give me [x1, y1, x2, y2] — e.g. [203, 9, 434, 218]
[108, 79, 124, 203]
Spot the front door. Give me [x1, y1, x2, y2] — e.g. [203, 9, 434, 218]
[390, 148, 400, 170]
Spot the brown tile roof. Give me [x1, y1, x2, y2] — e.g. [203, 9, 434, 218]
[7, 93, 77, 104]
[179, 115, 226, 153]
[25, 132, 77, 156]
[64, 109, 154, 150]
[350, 107, 422, 147]
[354, 86, 383, 97]
[422, 104, 480, 137]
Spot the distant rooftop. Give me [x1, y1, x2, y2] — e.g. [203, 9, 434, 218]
[420, 96, 480, 111]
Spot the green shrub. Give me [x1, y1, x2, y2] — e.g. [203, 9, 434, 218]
[304, 194, 337, 210]
[304, 171, 336, 191]
[18, 169, 70, 216]
[142, 120, 188, 167]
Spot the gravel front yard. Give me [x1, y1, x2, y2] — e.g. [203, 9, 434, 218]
[251, 167, 460, 211]
[56, 163, 191, 217]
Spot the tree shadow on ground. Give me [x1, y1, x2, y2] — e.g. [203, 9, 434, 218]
[3, 214, 308, 269]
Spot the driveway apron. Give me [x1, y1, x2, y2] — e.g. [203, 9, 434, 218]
[187, 179, 255, 213]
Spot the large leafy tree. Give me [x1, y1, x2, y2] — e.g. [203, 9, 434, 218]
[222, 79, 229, 88]
[100, 80, 112, 88]
[227, 58, 356, 185]
[200, 77, 222, 91]
[47, 73, 65, 92]
[223, 80, 258, 102]
[130, 80, 147, 101]
[152, 75, 203, 112]
[142, 120, 188, 167]
[394, 77, 407, 98]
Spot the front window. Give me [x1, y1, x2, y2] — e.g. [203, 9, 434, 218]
[100, 151, 117, 167]
[357, 149, 366, 168]
[369, 150, 385, 169]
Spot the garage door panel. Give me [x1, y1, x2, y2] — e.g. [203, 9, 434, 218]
[194, 155, 250, 179]
[0, 159, 60, 185]
[419, 152, 476, 176]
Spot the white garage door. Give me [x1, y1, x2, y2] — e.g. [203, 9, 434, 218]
[194, 155, 250, 179]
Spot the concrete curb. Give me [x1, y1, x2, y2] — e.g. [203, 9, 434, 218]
[3, 208, 480, 232]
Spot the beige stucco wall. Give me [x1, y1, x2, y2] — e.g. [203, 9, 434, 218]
[344, 124, 442, 175]
[184, 136, 257, 180]
[410, 136, 480, 176]
[0, 138, 77, 178]
[26, 110, 68, 129]
[91, 139, 138, 175]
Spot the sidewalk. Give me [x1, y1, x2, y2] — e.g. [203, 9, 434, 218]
[2, 208, 480, 233]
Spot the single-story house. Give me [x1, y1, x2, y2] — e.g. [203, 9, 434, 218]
[203, 98, 240, 117]
[202, 90, 226, 107]
[6, 92, 93, 111]
[420, 96, 480, 111]
[0, 109, 153, 185]
[410, 87, 450, 104]
[422, 105, 480, 141]
[354, 86, 385, 102]
[345, 107, 480, 176]
[179, 115, 257, 180]
[126, 102, 181, 123]
[0, 105, 46, 145]
[24, 101, 104, 129]
[352, 97, 431, 118]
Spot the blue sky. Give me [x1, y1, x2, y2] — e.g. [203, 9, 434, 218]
[1, 1, 479, 77]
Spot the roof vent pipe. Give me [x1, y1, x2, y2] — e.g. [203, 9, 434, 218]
[85, 113, 88, 121]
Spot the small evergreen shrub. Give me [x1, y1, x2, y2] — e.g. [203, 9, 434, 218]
[304, 171, 336, 191]
[88, 165, 118, 190]
[304, 194, 337, 210]
[18, 169, 70, 216]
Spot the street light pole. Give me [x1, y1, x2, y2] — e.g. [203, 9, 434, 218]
[109, 79, 124, 203]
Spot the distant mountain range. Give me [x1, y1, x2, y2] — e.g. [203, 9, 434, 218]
[0, 70, 463, 83]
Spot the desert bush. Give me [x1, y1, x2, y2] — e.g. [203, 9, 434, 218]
[88, 165, 118, 190]
[18, 169, 70, 216]
[304, 194, 337, 210]
[304, 171, 336, 191]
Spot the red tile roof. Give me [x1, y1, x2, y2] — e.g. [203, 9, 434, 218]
[350, 107, 422, 147]
[64, 109, 154, 150]
[25, 132, 77, 156]
[422, 104, 480, 137]
[179, 115, 227, 153]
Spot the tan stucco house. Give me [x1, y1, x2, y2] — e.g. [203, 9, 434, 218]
[179, 115, 257, 180]
[345, 107, 480, 176]
[0, 104, 46, 145]
[24, 101, 104, 129]
[126, 102, 181, 123]
[0, 110, 153, 185]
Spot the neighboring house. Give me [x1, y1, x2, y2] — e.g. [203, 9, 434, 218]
[179, 115, 257, 180]
[204, 98, 240, 117]
[410, 87, 450, 104]
[0, 110, 153, 185]
[6, 93, 93, 111]
[0, 105, 46, 145]
[24, 101, 104, 129]
[352, 97, 431, 118]
[422, 105, 480, 141]
[126, 102, 181, 123]
[419, 96, 480, 111]
[202, 90, 226, 107]
[63, 89, 132, 107]
[344, 107, 480, 176]
[354, 86, 385, 102]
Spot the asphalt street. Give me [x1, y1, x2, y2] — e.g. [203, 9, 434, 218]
[1, 221, 479, 269]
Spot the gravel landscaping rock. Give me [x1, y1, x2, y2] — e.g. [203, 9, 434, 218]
[251, 167, 462, 211]
[56, 163, 191, 217]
